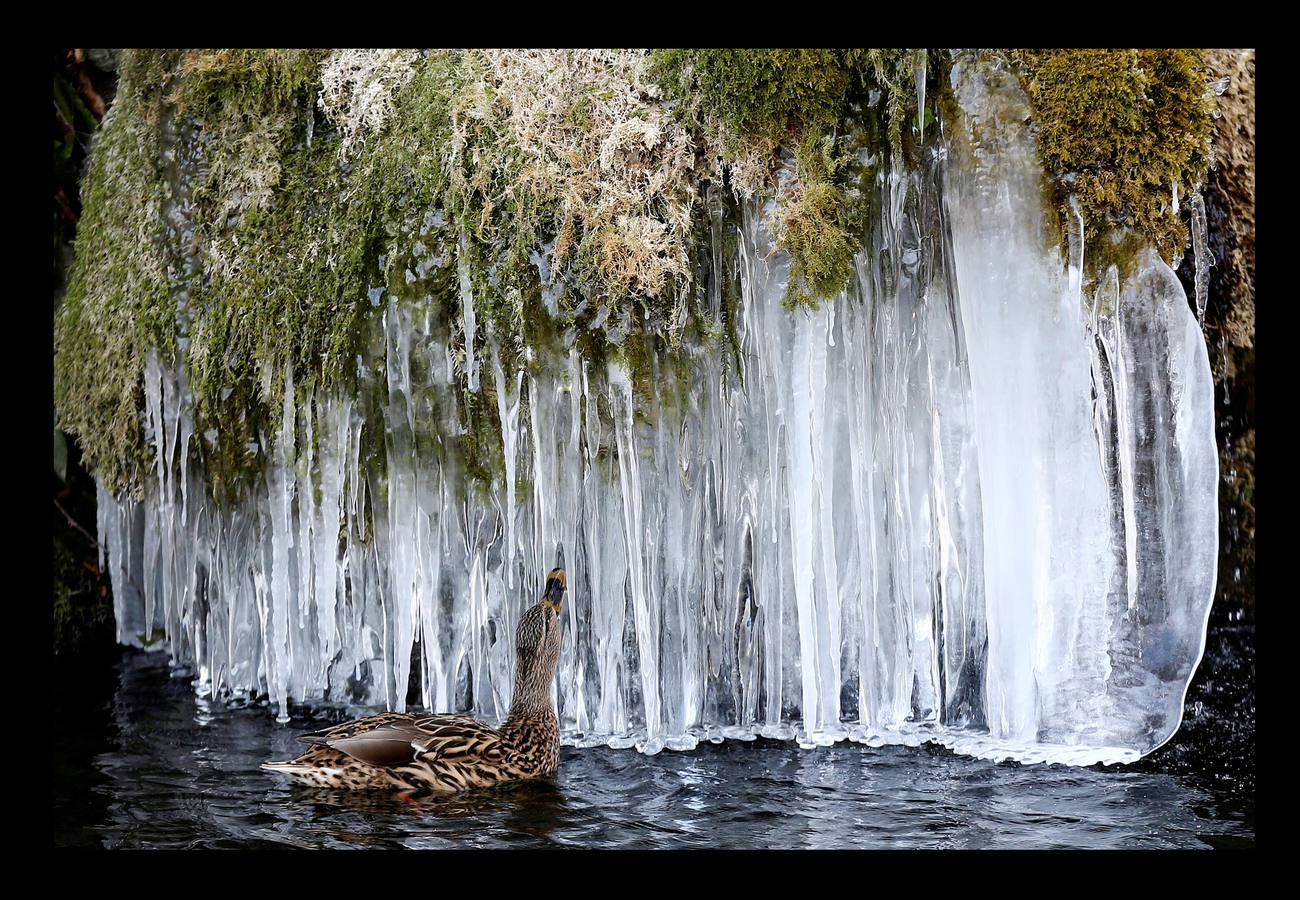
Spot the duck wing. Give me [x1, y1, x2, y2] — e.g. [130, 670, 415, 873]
[296, 711, 418, 743]
[409, 715, 505, 764]
[296, 713, 501, 769]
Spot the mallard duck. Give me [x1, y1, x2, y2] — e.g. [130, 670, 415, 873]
[262, 568, 567, 793]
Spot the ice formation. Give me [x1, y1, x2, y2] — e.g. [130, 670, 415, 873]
[94, 56, 1217, 765]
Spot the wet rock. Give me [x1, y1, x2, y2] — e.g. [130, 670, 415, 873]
[86, 48, 118, 72]
[1183, 49, 1254, 620]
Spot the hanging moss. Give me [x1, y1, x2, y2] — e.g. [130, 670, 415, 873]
[61, 49, 942, 499]
[1010, 49, 1214, 264]
[167, 51, 372, 499]
[778, 135, 858, 309]
[651, 48, 931, 308]
[172, 50, 323, 117]
[652, 49, 850, 146]
[54, 50, 177, 497]
[61, 49, 1215, 503]
[843, 48, 920, 163]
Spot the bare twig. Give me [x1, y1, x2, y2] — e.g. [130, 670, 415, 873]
[76, 68, 107, 121]
[54, 187, 79, 226]
[54, 495, 148, 600]
[53, 495, 101, 550]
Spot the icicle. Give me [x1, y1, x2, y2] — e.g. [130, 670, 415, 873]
[1188, 191, 1212, 323]
[1067, 195, 1085, 305]
[915, 49, 928, 145]
[95, 480, 108, 573]
[492, 345, 523, 588]
[457, 236, 480, 392]
[267, 363, 296, 723]
[608, 362, 663, 748]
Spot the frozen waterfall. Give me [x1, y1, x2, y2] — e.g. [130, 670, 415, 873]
[94, 56, 1218, 765]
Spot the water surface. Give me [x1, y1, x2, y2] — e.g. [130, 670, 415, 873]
[53, 625, 1254, 849]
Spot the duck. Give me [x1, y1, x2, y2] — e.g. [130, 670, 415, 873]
[262, 568, 567, 793]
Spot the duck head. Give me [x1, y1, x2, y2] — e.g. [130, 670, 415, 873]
[541, 567, 566, 614]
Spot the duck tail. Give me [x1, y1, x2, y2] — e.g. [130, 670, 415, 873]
[261, 759, 313, 775]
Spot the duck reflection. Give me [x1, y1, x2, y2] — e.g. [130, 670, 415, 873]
[277, 775, 574, 847]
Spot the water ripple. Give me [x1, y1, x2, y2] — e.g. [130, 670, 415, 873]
[54, 646, 1254, 849]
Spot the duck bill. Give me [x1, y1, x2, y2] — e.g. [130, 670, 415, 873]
[542, 570, 566, 613]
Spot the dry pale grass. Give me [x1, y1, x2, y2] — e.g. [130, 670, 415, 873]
[456, 50, 702, 334]
[318, 49, 421, 159]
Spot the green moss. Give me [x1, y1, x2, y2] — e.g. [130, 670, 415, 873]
[454, 387, 508, 493]
[1011, 49, 1213, 264]
[1088, 229, 1152, 299]
[652, 49, 850, 146]
[652, 48, 931, 307]
[172, 52, 369, 495]
[172, 50, 324, 118]
[651, 48, 926, 159]
[60, 47, 1224, 511]
[352, 52, 561, 380]
[780, 135, 858, 309]
[201, 142, 374, 386]
[843, 49, 919, 162]
[60, 49, 993, 503]
[54, 50, 177, 497]
[59, 49, 942, 498]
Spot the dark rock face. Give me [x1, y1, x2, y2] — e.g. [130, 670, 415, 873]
[53, 49, 119, 656]
[1189, 50, 1254, 623]
[86, 49, 118, 72]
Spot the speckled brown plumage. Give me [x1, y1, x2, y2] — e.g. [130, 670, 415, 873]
[263, 569, 566, 793]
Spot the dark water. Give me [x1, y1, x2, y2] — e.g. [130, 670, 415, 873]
[53, 625, 1254, 849]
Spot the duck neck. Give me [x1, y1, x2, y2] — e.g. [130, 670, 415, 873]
[504, 656, 555, 726]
